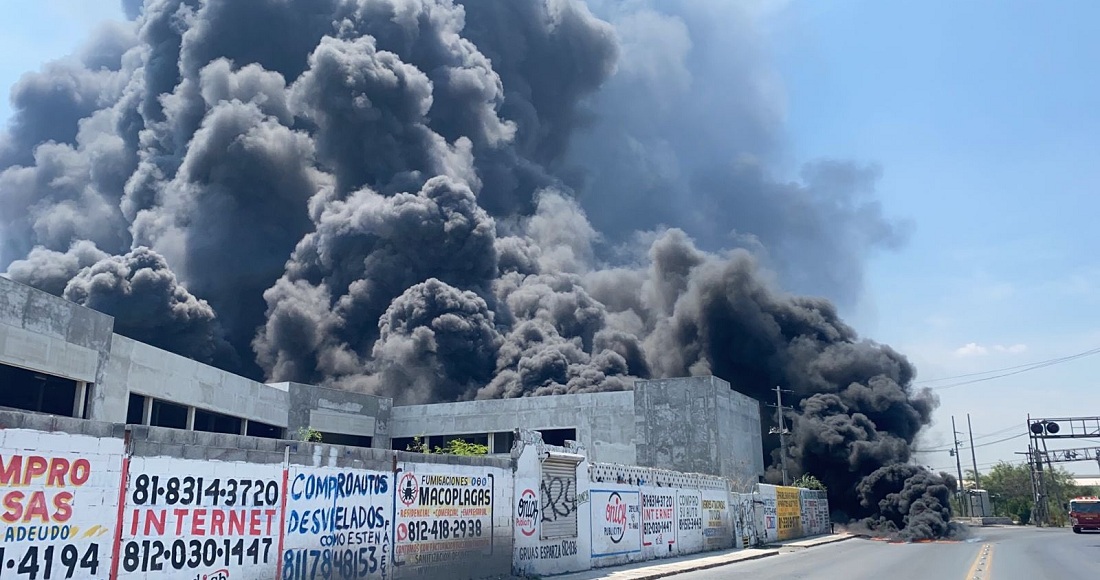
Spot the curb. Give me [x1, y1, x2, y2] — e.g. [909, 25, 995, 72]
[613, 550, 781, 580]
[594, 535, 857, 580]
[764, 534, 858, 550]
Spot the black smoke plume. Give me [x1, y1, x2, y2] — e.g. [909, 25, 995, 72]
[856, 464, 966, 541]
[1, 0, 948, 536]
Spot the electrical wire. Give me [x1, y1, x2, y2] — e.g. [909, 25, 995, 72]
[914, 432, 1027, 453]
[917, 346, 1100, 391]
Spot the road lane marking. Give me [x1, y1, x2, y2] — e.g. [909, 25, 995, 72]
[964, 543, 994, 580]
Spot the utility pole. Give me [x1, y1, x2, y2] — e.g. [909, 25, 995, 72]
[951, 416, 967, 517]
[775, 386, 790, 486]
[967, 414, 981, 489]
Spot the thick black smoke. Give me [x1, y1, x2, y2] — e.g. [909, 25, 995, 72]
[0, 0, 947, 536]
[856, 464, 965, 541]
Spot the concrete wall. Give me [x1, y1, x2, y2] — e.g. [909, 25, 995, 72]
[0, 412, 829, 579]
[715, 380, 766, 485]
[280, 382, 392, 447]
[633, 377, 764, 483]
[390, 391, 638, 464]
[0, 274, 113, 386]
[102, 334, 290, 427]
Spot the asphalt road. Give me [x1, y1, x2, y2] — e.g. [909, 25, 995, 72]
[674, 526, 1100, 580]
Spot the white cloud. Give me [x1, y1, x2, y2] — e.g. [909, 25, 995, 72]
[954, 343, 988, 357]
[953, 342, 1028, 357]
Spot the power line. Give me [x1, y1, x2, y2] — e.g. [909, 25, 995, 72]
[915, 346, 1100, 390]
[929, 347, 1100, 391]
[971, 424, 1021, 441]
[915, 432, 1026, 453]
[913, 424, 1021, 452]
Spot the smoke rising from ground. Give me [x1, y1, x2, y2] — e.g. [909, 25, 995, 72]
[1, 0, 944, 536]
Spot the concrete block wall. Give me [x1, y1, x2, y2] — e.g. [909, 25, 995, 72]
[510, 432, 831, 578]
[0, 412, 827, 579]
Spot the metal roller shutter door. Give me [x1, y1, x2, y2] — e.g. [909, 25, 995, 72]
[540, 458, 579, 539]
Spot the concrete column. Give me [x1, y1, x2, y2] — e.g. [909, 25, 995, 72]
[186, 406, 196, 431]
[142, 396, 153, 425]
[72, 381, 88, 419]
[240, 419, 250, 436]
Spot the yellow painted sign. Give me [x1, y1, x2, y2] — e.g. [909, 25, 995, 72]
[776, 486, 803, 540]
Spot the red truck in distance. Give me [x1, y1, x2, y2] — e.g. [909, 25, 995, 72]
[1068, 496, 1100, 533]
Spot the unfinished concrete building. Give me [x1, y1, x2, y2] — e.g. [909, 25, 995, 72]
[0, 275, 764, 482]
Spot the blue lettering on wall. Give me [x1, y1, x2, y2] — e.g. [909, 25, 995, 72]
[287, 506, 388, 534]
[290, 472, 389, 501]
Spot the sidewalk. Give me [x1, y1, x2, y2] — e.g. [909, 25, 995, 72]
[545, 533, 856, 580]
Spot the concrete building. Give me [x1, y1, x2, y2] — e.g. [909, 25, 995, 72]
[0, 274, 764, 482]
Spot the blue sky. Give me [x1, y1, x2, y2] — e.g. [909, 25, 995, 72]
[772, 0, 1100, 476]
[2, 1, 1097, 476]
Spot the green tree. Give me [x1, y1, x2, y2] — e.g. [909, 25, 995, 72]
[972, 462, 1093, 526]
[792, 473, 827, 491]
[433, 439, 489, 456]
[296, 426, 322, 443]
[405, 436, 488, 456]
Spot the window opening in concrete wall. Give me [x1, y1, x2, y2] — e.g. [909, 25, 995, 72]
[539, 428, 577, 447]
[317, 432, 372, 448]
[492, 431, 515, 454]
[440, 433, 489, 447]
[150, 399, 188, 429]
[246, 420, 283, 439]
[126, 393, 146, 424]
[194, 408, 243, 434]
[0, 363, 78, 417]
[391, 436, 418, 451]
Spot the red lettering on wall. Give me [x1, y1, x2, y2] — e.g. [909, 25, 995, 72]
[210, 509, 225, 535]
[52, 492, 73, 522]
[23, 457, 47, 485]
[0, 491, 73, 523]
[229, 510, 246, 535]
[191, 509, 207, 536]
[0, 457, 21, 485]
[47, 458, 69, 486]
[2, 491, 24, 522]
[0, 455, 93, 487]
[71, 459, 90, 485]
[146, 509, 166, 535]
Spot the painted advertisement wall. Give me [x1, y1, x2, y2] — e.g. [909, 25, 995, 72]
[775, 486, 802, 541]
[700, 490, 733, 551]
[799, 489, 830, 536]
[674, 490, 703, 555]
[511, 437, 588, 578]
[0, 430, 123, 580]
[393, 462, 511, 579]
[589, 486, 641, 565]
[283, 466, 391, 579]
[0, 423, 837, 579]
[119, 456, 283, 579]
[756, 485, 778, 543]
[639, 488, 675, 559]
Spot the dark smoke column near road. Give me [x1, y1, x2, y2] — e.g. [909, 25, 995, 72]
[1, 0, 948, 538]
